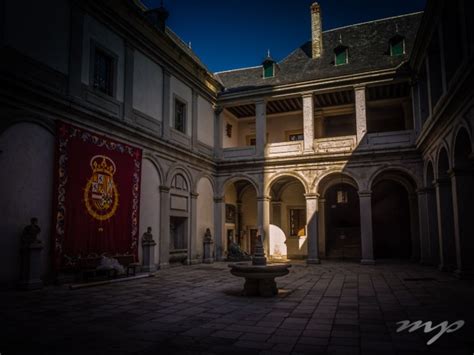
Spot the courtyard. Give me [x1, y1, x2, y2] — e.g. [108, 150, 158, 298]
[1, 260, 473, 355]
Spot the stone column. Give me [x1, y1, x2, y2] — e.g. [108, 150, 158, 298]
[409, 193, 421, 261]
[214, 106, 223, 160]
[257, 195, 271, 254]
[123, 42, 134, 122]
[191, 90, 198, 152]
[189, 192, 198, 264]
[426, 186, 440, 265]
[354, 85, 367, 144]
[302, 92, 315, 152]
[159, 186, 170, 269]
[67, 3, 84, 98]
[318, 198, 326, 257]
[305, 193, 320, 264]
[450, 168, 474, 278]
[161, 69, 171, 140]
[435, 178, 456, 271]
[417, 188, 433, 265]
[214, 197, 225, 260]
[255, 99, 267, 158]
[141, 227, 157, 273]
[359, 191, 375, 264]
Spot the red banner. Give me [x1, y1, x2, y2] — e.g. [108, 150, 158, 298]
[53, 122, 142, 270]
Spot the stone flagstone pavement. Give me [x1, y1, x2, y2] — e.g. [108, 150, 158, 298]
[0, 260, 473, 355]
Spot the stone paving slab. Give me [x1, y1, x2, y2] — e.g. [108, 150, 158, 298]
[0, 260, 473, 354]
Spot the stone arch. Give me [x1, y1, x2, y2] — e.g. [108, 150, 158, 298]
[220, 174, 258, 198]
[436, 143, 451, 179]
[165, 163, 193, 190]
[368, 165, 420, 193]
[139, 157, 162, 265]
[265, 171, 309, 196]
[142, 153, 164, 184]
[451, 122, 473, 164]
[369, 168, 419, 260]
[452, 126, 473, 168]
[195, 176, 215, 261]
[316, 171, 360, 197]
[193, 172, 215, 196]
[0, 117, 55, 136]
[0, 121, 55, 285]
[424, 159, 436, 187]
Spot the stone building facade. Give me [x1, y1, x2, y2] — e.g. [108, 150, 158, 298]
[0, 0, 472, 286]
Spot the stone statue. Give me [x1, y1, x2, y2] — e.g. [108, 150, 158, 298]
[227, 241, 251, 261]
[204, 228, 212, 242]
[21, 217, 42, 247]
[142, 226, 154, 242]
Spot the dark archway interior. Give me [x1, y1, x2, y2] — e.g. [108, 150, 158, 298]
[325, 183, 361, 258]
[372, 180, 412, 259]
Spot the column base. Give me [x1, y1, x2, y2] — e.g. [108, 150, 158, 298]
[360, 259, 375, 265]
[307, 258, 321, 264]
[203, 258, 214, 264]
[18, 279, 43, 290]
[438, 263, 455, 272]
[454, 269, 474, 280]
[158, 262, 170, 270]
[141, 264, 157, 273]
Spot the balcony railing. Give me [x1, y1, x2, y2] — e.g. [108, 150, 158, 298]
[314, 135, 356, 154]
[265, 141, 303, 157]
[362, 130, 415, 149]
[222, 146, 256, 160]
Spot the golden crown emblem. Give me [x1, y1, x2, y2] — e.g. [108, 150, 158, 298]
[90, 155, 116, 176]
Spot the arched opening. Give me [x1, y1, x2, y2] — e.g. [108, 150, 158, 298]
[318, 174, 361, 259]
[437, 147, 457, 270]
[223, 178, 257, 257]
[139, 159, 161, 266]
[0, 122, 55, 285]
[268, 176, 307, 260]
[425, 161, 440, 265]
[370, 170, 420, 260]
[196, 177, 214, 262]
[452, 128, 474, 276]
[169, 173, 191, 265]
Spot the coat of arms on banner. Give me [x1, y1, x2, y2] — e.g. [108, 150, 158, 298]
[84, 155, 119, 221]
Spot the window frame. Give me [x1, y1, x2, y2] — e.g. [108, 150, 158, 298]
[390, 37, 406, 56]
[89, 40, 118, 98]
[262, 62, 275, 79]
[288, 207, 306, 237]
[172, 95, 188, 134]
[286, 130, 304, 142]
[334, 47, 349, 66]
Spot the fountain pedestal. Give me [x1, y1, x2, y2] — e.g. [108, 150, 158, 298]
[228, 234, 291, 297]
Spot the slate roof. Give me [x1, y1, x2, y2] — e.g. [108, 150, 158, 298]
[216, 12, 423, 94]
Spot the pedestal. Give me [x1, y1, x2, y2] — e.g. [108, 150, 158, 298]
[203, 240, 214, 264]
[19, 242, 43, 290]
[142, 240, 157, 272]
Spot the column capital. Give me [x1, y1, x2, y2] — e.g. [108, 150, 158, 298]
[213, 105, 223, 115]
[257, 195, 271, 202]
[253, 98, 267, 105]
[354, 84, 366, 91]
[434, 177, 451, 186]
[159, 186, 170, 193]
[416, 187, 434, 194]
[190, 192, 199, 199]
[358, 190, 372, 198]
[304, 193, 319, 200]
[448, 167, 474, 178]
[302, 91, 314, 98]
[214, 196, 224, 203]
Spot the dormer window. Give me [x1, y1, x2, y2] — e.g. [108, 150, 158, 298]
[262, 50, 276, 79]
[390, 35, 405, 56]
[263, 61, 275, 78]
[334, 45, 348, 66]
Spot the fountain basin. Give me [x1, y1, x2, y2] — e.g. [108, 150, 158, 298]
[229, 262, 291, 297]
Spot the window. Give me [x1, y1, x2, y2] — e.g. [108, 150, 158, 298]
[390, 36, 405, 56]
[263, 62, 275, 78]
[288, 132, 304, 141]
[246, 135, 256, 146]
[174, 99, 186, 133]
[93, 48, 114, 96]
[335, 47, 348, 66]
[289, 209, 306, 237]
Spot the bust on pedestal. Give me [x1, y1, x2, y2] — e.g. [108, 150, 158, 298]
[141, 226, 157, 272]
[203, 228, 214, 264]
[19, 218, 44, 290]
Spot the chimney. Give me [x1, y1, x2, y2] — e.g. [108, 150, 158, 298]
[146, 4, 169, 32]
[311, 2, 323, 59]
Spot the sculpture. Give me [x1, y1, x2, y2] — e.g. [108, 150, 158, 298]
[142, 226, 154, 243]
[21, 217, 42, 247]
[203, 228, 214, 264]
[227, 241, 251, 261]
[141, 226, 156, 272]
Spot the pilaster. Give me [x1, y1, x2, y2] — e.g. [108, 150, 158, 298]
[159, 186, 170, 268]
[255, 100, 267, 158]
[358, 191, 375, 264]
[305, 193, 320, 264]
[354, 85, 367, 144]
[302, 93, 315, 152]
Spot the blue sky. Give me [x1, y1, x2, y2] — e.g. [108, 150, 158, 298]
[142, 0, 426, 73]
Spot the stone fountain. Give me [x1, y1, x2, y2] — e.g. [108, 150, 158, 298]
[228, 234, 291, 297]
